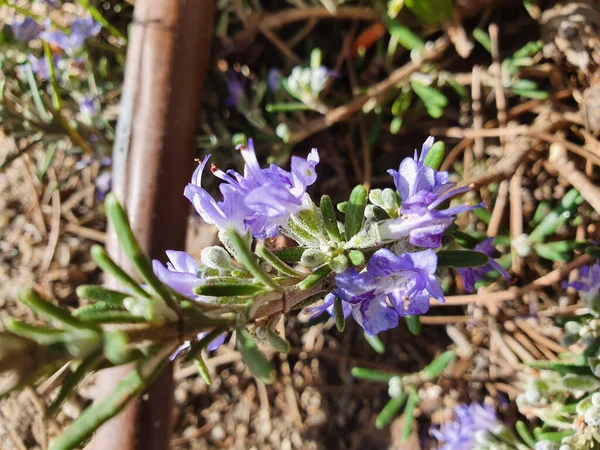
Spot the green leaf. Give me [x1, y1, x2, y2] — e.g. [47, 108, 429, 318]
[511, 87, 549, 99]
[376, 394, 407, 429]
[226, 228, 281, 291]
[185, 329, 226, 362]
[528, 359, 592, 375]
[536, 430, 574, 442]
[515, 421, 537, 448]
[351, 367, 395, 383]
[103, 331, 130, 365]
[193, 356, 212, 385]
[6, 319, 70, 345]
[383, 16, 425, 50]
[18, 289, 96, 332]
[423, 141, 445, 170]
[529, 188, 583, 243]
[76, 285, 129, 305]
[401, 387, 419, 442]
[437, 250, 489, 268]
[265, 327, 291, 353]
[105, 194, 181, 310]
[405, 315, 421, 335]
[404, 0, 453, 24]
[345, 185, 368, 240]
[236, 329, 275, 384]
[562, 374, 600, 392]
[320, 195, 342, 242]
[256, 246, 304, 278]
[47, 350, 103, 417]
[265, 102, 310, 112]
[49, 343, 176, 450]
[473, 28, 492, 54]
[73, 303, 145, 323]
[364, 332, 385, 355]
[90, 245, 152, 301]
[272, 246, 308, 263]
[337, 201, 348, 213]
[296, 265, 332, 291]
[194, 283, 263, 297]
[420, 351, 456, 380]
[411, 80, 448, 109]
[586, 246, 600, 259]
[533, 241, 574, 262]
[333, 297, 346, 332]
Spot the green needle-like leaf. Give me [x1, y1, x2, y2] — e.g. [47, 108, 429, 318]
[333, 297, 346, 332]
[194, 356, 212, 385]
[105, 195, 180, 312]
[49, 342, 177, 450]
[90, 245, 152, 301]
[194, 283, 264, 297]
[405, 315, 421, 335]
[401, 387, 419, 442]
[236, 329, 275, 384]
[320, 195, 342, 242]
[47, 350, 103, 417]
[226, 228, 281, 291]
[76, 285, 129, 305]
[420, 350, 456, 380]
[345, 185, 368, 240]
[376, 393, 407, 429]
[257, 246, 304, 278]
[18, 289, 96, 332]
[272, 246, 308, 263]
[265, 327, 291, 354]
[351, 367, 395, 383]
[515, 421, 537, 448]
[363, 332, 385, 355]
[296, 265, 332, 290]
[423, 141, 445, 170]
[437, 250, 489, 268]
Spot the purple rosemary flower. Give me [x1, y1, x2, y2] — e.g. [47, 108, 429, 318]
[565, 262, 600, 303]
[432, 403, 499, 450]
[378, 136, 482, 248]
[41, 17, 101, 52]
[225, 70, 247, 107]
[78, 95, 99, 117]
[457, 238, 510, 292]
[95, 171, 111, 201]
[305, 270, 398, 337]
[367, 248, 444, 316]
[11, 17, 42, 42]
[387, 136, 453, 202]
[267, 68, 282, 91]
[26, 54, 60, 80]
[153, 251, 226, 357]
[40, 0, 60, 6]
[184, 140, 319, 238]
[153, 250, 202, 298]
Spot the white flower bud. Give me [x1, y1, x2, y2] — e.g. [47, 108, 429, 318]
[387, 376, 403, 398]
[369, 189, 384, 208]
[584, 404, 600, 426]
[512, 233, 531, 257]
[201, 246, 233, 270]
[301, 249, 327, 268]
[329, 254, 349, 273]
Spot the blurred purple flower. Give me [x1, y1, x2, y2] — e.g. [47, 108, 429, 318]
[40, 0, 60, 6]
[79, 95, 99, 117]
[267, 68, 282, 91]
[457, 238, 510, 292]
[432, 403, 499, 450]
[379, 137, 482, 248]
[184, 139, 319, 238]
[41, 17, 101, 52]
[11, 17, 42, 42]
[95, 171, 111, 201]
[225, 70, 246, 107]
[565, 262, 600, 302]
[27, 54, 62, 80]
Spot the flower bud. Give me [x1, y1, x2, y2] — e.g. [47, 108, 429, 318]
[584, 404, 600, 426]
[591, 392, 600, 406]
[201, 246, 233, 270]
[329, 254, 349, 273]
[387, 376, 403, 398]
[381, 188, 400, 217]
[301, 249, 327, 268]
[512, 233, 531, 257]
